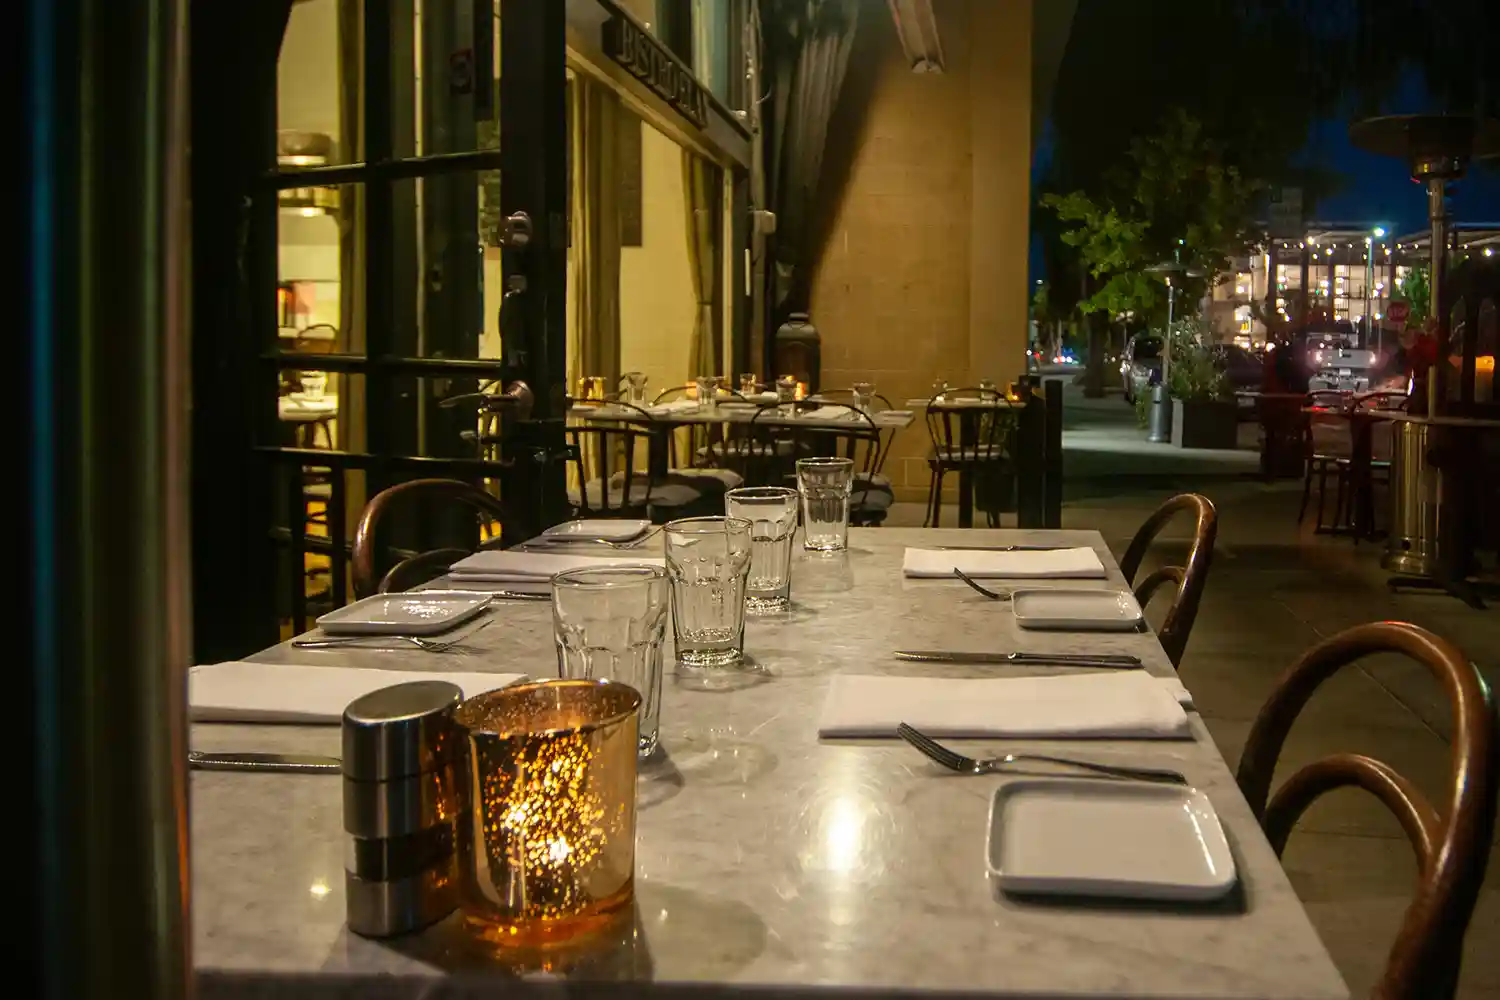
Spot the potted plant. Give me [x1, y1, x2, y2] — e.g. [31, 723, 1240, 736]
[1165, 320, 1238, 449]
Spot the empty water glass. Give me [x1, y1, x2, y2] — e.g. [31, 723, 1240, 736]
[695, 375, 718, 411]
[664, 516, 753, 667]
[725, 486, 799, 613]
[932, 377, 949, 401]
[552, 566, 669, 756]
[852, 380, 875, 417]
[797, 457, 854, 552]
[622, 371, 649, 404]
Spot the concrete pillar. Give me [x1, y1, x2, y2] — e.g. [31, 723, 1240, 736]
[967, 0, 1033, 386]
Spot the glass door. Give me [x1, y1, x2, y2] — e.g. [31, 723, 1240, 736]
[256, 0, 569, 635]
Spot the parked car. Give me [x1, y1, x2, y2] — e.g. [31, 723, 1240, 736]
[1307, 344, 1377, 392]
[1120, 334, 1163, 404]
[1212, 344, 1263, 413]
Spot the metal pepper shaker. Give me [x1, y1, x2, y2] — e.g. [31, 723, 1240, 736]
[341, 680, 466, 938]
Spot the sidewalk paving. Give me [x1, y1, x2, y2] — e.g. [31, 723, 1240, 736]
[883, 382, 1499, 998]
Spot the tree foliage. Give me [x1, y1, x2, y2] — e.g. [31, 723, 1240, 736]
[1042, 112, 1262, 323]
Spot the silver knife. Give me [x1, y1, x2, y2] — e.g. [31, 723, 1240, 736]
[893, 650, 1142, 668]
[189, 751, 342, 774]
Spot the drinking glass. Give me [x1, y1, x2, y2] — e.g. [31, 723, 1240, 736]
[621, 371, 648, 404]
[694, 375, 718, 411]
[978, 377, 997, 394]
[739, 373, 759, 397]
[663, 516, 752, 667]
[299, 370, 328, 399]
[725, 487, 799, 613]
[931, 377, 949, 401]
[776, 375, 798, 417]
[851, 380, 875, 416]
[797, 457, 854, 552]
[552, 566, 669, 757]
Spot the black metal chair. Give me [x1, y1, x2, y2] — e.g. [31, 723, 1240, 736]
[923, 388, 1012, 528]
[1297, 390, 1356, 533]
[747, 401, 894, 525]
[567, 403, 705, 523]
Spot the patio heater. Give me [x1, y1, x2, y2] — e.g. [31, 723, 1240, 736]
[1349, 114, 1500, 605]
[1144, 256, 1205, 443]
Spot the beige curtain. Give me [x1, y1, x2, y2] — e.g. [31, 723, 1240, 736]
[683, 151, 718, 378]
[568, 77, 623, 392]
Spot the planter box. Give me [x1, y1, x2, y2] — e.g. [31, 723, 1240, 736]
[1171, 399, 1239, 450]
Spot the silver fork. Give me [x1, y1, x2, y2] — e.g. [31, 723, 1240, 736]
[293, 620, 492, 652]
[896, 722, 1186, 784]
[953, 568, 1011, 601]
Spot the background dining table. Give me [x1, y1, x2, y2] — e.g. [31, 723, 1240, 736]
[190, 528, 1348, 1000]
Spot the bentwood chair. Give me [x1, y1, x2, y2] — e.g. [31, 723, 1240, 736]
[352, 478, 507, 597]
[567, 402, 704, 522]
[1118, 493, 1217, 668]
[1236, 621, 1496, 1000]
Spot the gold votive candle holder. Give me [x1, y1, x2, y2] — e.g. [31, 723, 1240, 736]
[453, 679, 641, 947]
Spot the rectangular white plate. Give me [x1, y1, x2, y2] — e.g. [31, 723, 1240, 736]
[1012, 588, 1144, 631]
[315, 591, 491, 636]
[541, 518, 651, 542]
[987, 778, 1237, 901]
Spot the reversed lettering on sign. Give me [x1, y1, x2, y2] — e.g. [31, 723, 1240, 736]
[603, 13, 709, 129]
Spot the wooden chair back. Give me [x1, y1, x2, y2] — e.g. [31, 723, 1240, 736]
[351, 478, 507, 597]
[1118, 493, 1217, 667]
[1236, 622, 1496, 1000]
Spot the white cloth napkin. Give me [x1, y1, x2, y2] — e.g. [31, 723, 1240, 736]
[817, 672, 1191, 739]
[189, 662, 525, 724]
[448, 550, 664, 584]
[902, 546, 1106, 579]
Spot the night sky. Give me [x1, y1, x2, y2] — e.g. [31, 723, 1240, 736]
[1030, 76, 1500, 281]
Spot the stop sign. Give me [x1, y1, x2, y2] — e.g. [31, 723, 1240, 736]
[1388, 300, 1411, 323]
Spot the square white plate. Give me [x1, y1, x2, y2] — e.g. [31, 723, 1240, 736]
[315, 591, 491, 635]
[987, 778, 1237, 901]
[541, 519, 651, 542]
[1012, 589, 1144, 631]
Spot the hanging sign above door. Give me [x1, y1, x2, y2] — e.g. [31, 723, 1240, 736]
[603, 12, 709, 129]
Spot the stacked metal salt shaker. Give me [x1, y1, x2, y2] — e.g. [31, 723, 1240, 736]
[341, 680, 466, 938]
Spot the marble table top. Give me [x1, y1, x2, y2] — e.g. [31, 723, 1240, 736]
[192, 528, 1347, 1000]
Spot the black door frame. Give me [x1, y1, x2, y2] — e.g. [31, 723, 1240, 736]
[190, 0, 571, 652]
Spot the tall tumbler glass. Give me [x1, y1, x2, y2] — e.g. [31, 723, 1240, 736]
[552, 566, 668, 757]
[694, 375, 718, 411]
[664, 516, 752, 667]
[797, 457, 854, 552]
[725, 486, 799, 613]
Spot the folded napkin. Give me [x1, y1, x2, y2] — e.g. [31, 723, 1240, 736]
[190, 662, 525, 724]
[902, 546, 1106, 579]
[818, 672, 1190, 739]
[648, 399, 699, 415]
[448, 550, 664, 583]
